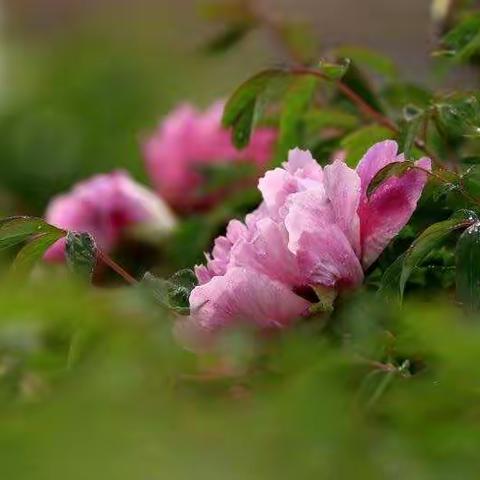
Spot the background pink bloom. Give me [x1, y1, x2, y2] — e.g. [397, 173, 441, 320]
[183, 141, 431, 341]
[44, 171, 176, 261]
[143, 101, 276, 212]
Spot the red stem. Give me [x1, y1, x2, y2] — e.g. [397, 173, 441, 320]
[97, 250, 138, 285]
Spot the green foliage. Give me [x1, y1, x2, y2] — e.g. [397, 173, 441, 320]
[0, 217, 63, 251]
[142, 269, 197, 314]
[399, 210, 477, 297]
[398, 105, 425, 159]
[437, 11, 480, 62]
[65, 232, 97, 281]
[223, 69, 287, 148]
[456, 222, 480, 310]
[275, 76, 317, 164]
[317, 58, 351, 80]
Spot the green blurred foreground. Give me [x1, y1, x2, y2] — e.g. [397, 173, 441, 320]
[0, 273, 478, 479]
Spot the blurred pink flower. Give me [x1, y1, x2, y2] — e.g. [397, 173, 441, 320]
[143, 101, 276, 212]
[44, 171, 176, 261]
[182, 140, 431, 344]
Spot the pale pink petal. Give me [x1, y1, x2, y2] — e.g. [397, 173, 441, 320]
[229, 218, 304, 287]
[323, 160, 361, 256]
[359, 157, 431, 268]
[188, 267, 310, 332]
[44, 171, 175, 261]
[285, 190, 363, 288]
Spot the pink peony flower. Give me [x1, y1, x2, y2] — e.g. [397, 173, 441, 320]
[143, 101, 276, 212]
[44, 171, 176, 261]
[182, 140, 431, 344]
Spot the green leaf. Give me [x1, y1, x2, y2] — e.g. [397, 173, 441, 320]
[435, 94, 480, 139]
[377, 254, 405, 303]
[223, 69, 287, 149]
[11, 231, 64, 276]
[317, 58, 350, 80]
[456, 222, 480, 310]
[65, 232, 98, 281]
[0, 216, 63, 251]
[275, 75, 317, 165]
[204, 23, 252, 54]
[400, 210, 477, 297]
[366, 161, 416, 198]
[341, 125, 393, 167]
[142, 269, 197, 314]
[340, 62, 385, 113]
[333, 46, 397, 79]
[398, 105, 424, 160]
[462, 165, 480, 197]
[304, 108, 359, 132]
[381, 83, 432, 110]
[438, 12, 480, 62]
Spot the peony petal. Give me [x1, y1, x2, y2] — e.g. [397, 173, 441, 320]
[359, 156, 431, 268]
[229, 218, 304, 287]
[323, 160, 362, 256]
[356, 140, 399, 197]
[285, 190, 363, 288]
[188, 267, 310, 332]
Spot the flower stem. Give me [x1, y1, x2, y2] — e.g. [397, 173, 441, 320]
[97, 250, 138, 285]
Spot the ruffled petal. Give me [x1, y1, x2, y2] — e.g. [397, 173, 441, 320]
[229, 218, 304, 287]
[188, 267, 311, 332]
[323, 160, 362, 256]
[285, 190, 363, 288]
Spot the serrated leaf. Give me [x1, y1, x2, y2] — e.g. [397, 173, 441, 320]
[333, 46, 397, 79]
[142, 269, 197, 314]
[341, 125, 393, 167]
[223, 69, 287, 149]
[65, 232, 97, 281]
[456, 222, 480, 310]
[366, 161, 415, 198]
[400, 210, 477, 297]
[0, 216, 63, 251]
[435, 95, 480, 139]
[275, 75, 317, 165]
[11, 231, 64, 276]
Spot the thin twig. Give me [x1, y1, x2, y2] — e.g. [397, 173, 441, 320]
[97, 250, 138, 285]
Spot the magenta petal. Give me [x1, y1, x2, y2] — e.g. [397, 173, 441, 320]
[356, 140, 399, 196]
[188, 267, 311, 332]
[359, 157, 431, 268]
[323, 160, 362, 256]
